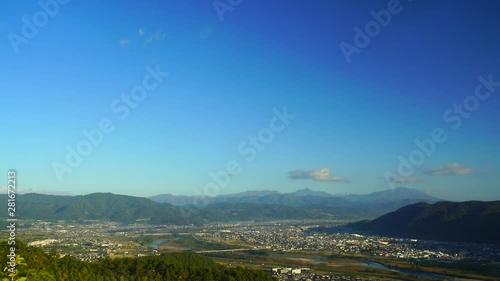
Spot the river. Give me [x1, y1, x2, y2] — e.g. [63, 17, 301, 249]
[363, 262, 480, 280]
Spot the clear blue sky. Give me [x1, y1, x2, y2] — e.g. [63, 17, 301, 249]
[1, 0, 499, 201]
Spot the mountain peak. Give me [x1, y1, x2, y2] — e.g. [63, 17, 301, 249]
[291, 188, 332, 197]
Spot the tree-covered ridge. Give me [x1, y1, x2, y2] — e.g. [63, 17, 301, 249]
[348, 200, 500, 243]
[0, 241, 276, 281]
[1, 193, 335, 225]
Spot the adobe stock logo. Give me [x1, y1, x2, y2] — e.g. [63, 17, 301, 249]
[339, 0, 411, 64]
[7, 0, 70, 54]
[213, 0, 243, 21]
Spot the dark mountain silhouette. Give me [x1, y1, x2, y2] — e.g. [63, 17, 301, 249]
[347, 200, 500, 243]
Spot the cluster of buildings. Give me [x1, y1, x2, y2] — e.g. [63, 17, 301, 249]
[272, 267, 309, 275]
[202, 223, 500, 262]
[270, 267, 382, 281]
[273, 274, 382, 281]
[11, 219, 500, 279]
[17, 220, 167, 261]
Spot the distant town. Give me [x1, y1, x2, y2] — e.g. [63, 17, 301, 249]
[9, 219, 500, 280]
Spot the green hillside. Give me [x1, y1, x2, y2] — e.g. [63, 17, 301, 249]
[349, 201, 500, 243]
[0, 241, 276, 281]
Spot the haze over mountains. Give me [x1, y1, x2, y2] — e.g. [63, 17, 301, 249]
[149, 187, 440, 207]
[2, 187, 439, 225]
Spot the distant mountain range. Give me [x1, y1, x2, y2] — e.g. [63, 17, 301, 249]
[5, 192, 358, 224]
[1, 187, 440, 225]
[150, 187, 440, 208]
[344, 201, 500, 243]
[6, 189, 500, 244]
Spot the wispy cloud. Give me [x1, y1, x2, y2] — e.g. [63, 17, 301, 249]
[422, 163, 472, 176]
[119, 28, 166, 48]
[141, 29, 166, 45]
[288, 168, 349, 183]
[0, 186, 75, 196]
[119, 39, 131, 47]
[138, 28, 146, 37]
[388, 175, 424, 184]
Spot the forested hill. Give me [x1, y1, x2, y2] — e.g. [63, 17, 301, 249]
[8, 192, 201, 224]
[348, 200, 500, 243]
[0, 241, 277, 281]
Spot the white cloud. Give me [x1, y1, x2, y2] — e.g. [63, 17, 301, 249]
[288, 168, 349, 183]
[119, 28, 166, 48]
[138, 28, 146, 37]
[423, 163, 472, 176]
[119, 39, 131, 47]
[143, 30, 166, 45]
[0, 186, 41, 193]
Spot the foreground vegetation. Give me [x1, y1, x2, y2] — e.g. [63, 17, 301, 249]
[0, 241, 277, 281]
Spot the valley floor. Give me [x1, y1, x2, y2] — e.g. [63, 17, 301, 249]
[4, 219, 500, 280]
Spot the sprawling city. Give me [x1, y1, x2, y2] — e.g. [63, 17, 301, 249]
[3, 217, 497, 280]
